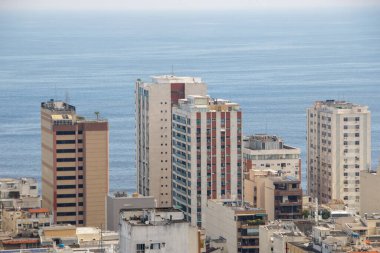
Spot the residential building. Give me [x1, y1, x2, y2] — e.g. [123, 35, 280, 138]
[259, 221, 311, 253]
[106, 192, 155, 231]
[119, 208, 199, 253]
[243, 135, 301, 179]
[41, 100, 109, 227]
[244, 170, 303, 220]
[172, 95, 243, 226]
[135, 75, 207, 208]
[204, 199, 267, 253]
[0, 178, 40, 229]
[360, 170, 380, 216]
[307, 100, 371, 210]
[1, 208, 52, 237]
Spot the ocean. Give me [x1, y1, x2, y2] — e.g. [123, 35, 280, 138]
[0, 8, 379, 192]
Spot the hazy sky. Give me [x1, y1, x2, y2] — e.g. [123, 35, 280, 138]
[1, 0, 380, 11]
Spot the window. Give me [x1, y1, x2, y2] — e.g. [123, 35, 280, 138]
[57, 185, 76, 189]
[57, 176, 76, 180]
[57, 203, 76, 207]
[78, 157, 83, 161]
[150, 243, 160, 249]
[56, 158, 76, 162]
[57, 212, 76, 216]
[57, 167, 76, 171]
[136, 244, 145, 253]
[57, 194, 76, 198]
[56, 140, 75, 144]
[78, 139, 83, 143]
[57, 149, 76, 153]
[56, 131, 75, 135]
[78, 148, 83, 152]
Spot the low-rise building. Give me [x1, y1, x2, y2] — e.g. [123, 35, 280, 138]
[1, 208, 52, 237]
[244, 170, 302, 221]
[243, 135, 301, 179]
[106, 192, 155, 231]
[0, 178, 40, 229]
[119, 208, 199, 253]
[204, 199, 267, 253]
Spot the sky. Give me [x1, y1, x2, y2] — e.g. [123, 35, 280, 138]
[1, 0, 380, 11]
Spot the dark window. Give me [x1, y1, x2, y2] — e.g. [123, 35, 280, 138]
[57, 194, 76, 198]
[57, 185, 76, 189]
[56, 140, 76, 144]
[57, 221, 76, 225]
[78, 202, 83, 206]
[78, 184, 83, 188]
[57, 176, 76, 180]
[78, 148, 83, 152]
[56, 131, 76, 135]
[78, 131, 83, 134]
[56, 158, 76, 162]
[57, 149, 76, 153]
[78, 166, 83, 170]
[78, 211, 84, 215]
[57, 212, 76, 216]
[78, 139, 83, 143]
[57, 167, 76, 171]
[78, 157, 83, 161]
[57, 203, 76, 207]
[78, 175, 83, 179]
[79, 220, 84, 225]
[78, 193, 83, 197]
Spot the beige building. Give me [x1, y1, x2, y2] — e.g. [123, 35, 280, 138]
[243, 135, 301, 179]
[41, 100, 109, 227]
[135, 75, 207, 208]
[307, 100, 371, 211]
[172, 95, 243, 226]
[204, 199, 266, 253]
[1, 208, 52, 237]
[244, 170, 302, 221]
[360, 170, 380, 216]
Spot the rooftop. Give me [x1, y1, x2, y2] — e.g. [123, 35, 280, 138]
[41, 99, 76, 112]
[177, 95, 240, 112]
[208, 199, 266, 213]
[313, 100, 369, 111]
[121, 208, 188, 226]
[243, 134, 298, 151]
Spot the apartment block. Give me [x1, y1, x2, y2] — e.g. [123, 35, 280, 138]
[119, 208, 200, 253]
[135, 75, 207, 208]
[244, 170, 303, 221]
[204, 199, 267, 253]
[41, 100, 109, 227]
[243, 135, 301, 179]
[106, 192, 155, 231]
[1, 208, 52, 237]
[0, 178, 40, 229]
[307, 100, 371, 210]
[172, 95, 243, 226]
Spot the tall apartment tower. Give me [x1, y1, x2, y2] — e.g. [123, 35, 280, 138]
[41, 100, 109, 227]
[172, 95, 243, 227]
[135, 76, 207, 208]
[307, 100, 371, 210]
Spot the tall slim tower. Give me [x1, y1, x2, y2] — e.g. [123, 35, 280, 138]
[307, 100, 371, 210]
[172, 95, 243, 227]
[41, 100, 109, 227]
[135, 75, 207, 207]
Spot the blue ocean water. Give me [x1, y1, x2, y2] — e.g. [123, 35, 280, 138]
[0, 9, 379, 191]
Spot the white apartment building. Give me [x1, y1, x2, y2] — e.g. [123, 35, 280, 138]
[172, 95, 243, 227]
[135, 75, 207, 208]
[307, 100, 371, 211]
[119, 208, 199, 253]
[243, 135, 301, 179]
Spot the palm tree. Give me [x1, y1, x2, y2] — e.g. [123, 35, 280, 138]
[95, 111, 100, 120]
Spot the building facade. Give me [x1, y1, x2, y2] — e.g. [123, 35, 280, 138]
[243, 135, 301, 179]
[135, 75, 207, 208]
[106, 192, 155, 231]
[360, 171, 380, 216]
[204, 199, 267, 253]
[41, 100, 109, 227]
[172, 95, 243, 226]
[119, 208, 200, 253]
[244, 170, 303, 221]
[307, 100, 371, 210]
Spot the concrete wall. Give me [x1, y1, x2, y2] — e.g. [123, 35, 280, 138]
[360, 171, 380, 216]
[106, 195, 155, 231]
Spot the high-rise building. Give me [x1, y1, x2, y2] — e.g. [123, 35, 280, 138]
[135, 75, 207, 208]
[307, 100, 371, 210]
[172, 95, 243, 227]
[41, 100, 109, 227]
[243, 134, 301, 179]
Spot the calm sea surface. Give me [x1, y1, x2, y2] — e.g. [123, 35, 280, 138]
[0, 9, 379, 191]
